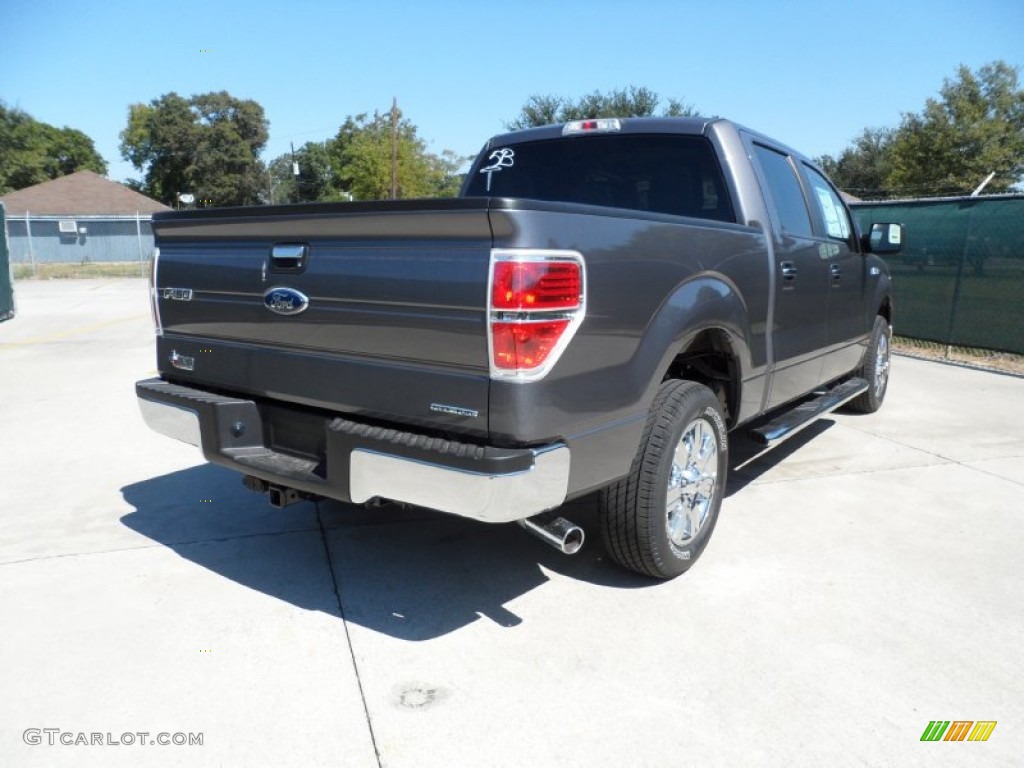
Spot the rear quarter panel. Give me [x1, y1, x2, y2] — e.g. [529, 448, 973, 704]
[486, 201, 770, 494]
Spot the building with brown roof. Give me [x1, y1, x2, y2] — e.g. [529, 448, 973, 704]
[0, 170, 169, 216]
[0, 172, 170, 268]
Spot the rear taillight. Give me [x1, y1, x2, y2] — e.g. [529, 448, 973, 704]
[491, 320, 571, 370]
[491, 261, 582, 310]
[488, 250, 585, 381]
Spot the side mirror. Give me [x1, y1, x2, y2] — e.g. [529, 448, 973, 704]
[862, 222, 903, 255]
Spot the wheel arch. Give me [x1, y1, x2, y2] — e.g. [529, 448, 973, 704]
[662, 327, 743, 428]
[634, 273, 752, 430]
[879, 294, 893, 325]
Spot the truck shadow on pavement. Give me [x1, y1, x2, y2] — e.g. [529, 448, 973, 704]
[726, 419, 834, 495]
[120, 465, 648, 642]
[120, 428, 819, 641]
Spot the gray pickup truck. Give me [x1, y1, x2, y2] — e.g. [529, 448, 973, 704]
[137, 117, 901, 579]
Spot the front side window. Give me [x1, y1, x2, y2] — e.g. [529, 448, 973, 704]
[751, 144, 813, 238]
[464, 134, 736, 223]
[803, 165, 852, 242]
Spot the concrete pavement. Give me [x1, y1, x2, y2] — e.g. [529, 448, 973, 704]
[2, 279, 1022, 767]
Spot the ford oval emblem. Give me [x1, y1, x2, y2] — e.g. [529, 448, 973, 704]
[263, 287, 309, 316]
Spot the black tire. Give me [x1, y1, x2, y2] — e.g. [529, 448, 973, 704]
[601, 380, 728, 580]
[846, 315, 891, 414]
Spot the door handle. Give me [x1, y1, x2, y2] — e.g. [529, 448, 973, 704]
[830, 263, 842, 282]
[270, 243, 308, 272]
[781, 262, 797, 281]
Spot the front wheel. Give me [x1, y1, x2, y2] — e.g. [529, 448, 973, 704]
[846, 315, 891, 413]
[601, 380, 728, 579]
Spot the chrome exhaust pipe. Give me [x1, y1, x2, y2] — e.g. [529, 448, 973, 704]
[518, 515, 585, 555]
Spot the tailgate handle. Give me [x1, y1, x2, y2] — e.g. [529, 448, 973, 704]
[270, 243, 308, 272]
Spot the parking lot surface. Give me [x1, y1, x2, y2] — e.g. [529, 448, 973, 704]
[2, 279, 1022, 767]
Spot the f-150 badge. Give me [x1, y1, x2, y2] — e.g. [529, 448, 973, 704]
[263, 287, 309, 316]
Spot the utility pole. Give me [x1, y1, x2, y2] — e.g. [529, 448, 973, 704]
[390, 97, 399, 200]
[290, 142, 300, 202]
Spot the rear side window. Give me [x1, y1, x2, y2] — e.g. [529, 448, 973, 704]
[752, 144, 813, 238]
[803, 164, 852, 242]
[464, 135, 736, 223]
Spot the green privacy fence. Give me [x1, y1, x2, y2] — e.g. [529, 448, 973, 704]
[851, 195, 1024, 355]
[0, 204, 14, 322]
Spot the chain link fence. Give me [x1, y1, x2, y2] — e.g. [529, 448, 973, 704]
[3, 213, 155, 278]
[852, 195, 1024, 355]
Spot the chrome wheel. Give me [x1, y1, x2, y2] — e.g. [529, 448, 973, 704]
[874, 330, 890, 398]
[666, 418, 719, 547]
[602, 380, 727, 579]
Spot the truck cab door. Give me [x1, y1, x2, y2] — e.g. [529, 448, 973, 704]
[799, 164, 866, 382]
[749, 142, 830, 409]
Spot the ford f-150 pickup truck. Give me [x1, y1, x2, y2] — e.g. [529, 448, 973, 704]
[136, 117, 902, 579]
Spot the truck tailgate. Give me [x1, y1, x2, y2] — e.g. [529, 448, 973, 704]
[152, 200, 493, 438]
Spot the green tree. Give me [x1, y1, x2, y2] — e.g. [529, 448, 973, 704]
[817, 127, 895, 198]
[507, 86, 698, 129]
[46, 126, 108, 177]
[267, 142, 338, 204]
[821, 61, 1024, 198]
[887, 61, 1024, 195]
[428, 148, 469, 198]
[0, 102, 107, 193]
[119, 91, 269, 206]
[332, 108, 469, 201]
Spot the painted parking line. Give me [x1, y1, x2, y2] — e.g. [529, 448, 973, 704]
[0, 313, 149, 348]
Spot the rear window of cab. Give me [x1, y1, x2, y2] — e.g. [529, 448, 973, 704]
[465, 134, 736, 224]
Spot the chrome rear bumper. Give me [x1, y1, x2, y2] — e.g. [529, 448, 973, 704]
[349, 445, 570, 523]
[136, 378, 570, 523]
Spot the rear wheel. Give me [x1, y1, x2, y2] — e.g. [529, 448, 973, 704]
[847, 315, 891, 413]
[601, 380, 728, 579]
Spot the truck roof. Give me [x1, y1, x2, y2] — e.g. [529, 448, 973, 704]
[484, 116, 721, 149]
[482, 116, 814, 172]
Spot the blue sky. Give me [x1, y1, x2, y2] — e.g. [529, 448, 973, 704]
[2, 0, 1021, 184]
